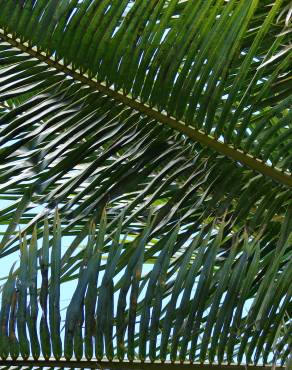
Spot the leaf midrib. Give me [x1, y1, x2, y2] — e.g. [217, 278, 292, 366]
[0, 357, 286, 370]
[0, 30, 291, 188]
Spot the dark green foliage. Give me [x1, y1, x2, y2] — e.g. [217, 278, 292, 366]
[0, 1, 291, 368]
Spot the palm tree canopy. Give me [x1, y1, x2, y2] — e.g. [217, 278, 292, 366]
[0, 1, 291, 369]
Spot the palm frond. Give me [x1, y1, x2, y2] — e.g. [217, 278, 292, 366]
[0, 39, 290, 256]
[0, 1, 291, 172]
[0, 210, 291, 367]
[0, 0, 291, 369]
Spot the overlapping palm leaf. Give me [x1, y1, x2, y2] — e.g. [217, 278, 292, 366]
[0, 209, 292, 366]
[0, 0, 291, 368]
[0, 0, 291, 173]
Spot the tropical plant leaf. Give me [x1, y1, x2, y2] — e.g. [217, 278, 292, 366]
[0, 210, 291, 367]
[0, 1, 291, 369]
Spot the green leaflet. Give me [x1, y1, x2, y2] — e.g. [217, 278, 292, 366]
[0, 263, 16, 360]
[39, 216, 51, 360]
[95, 212, 124, 360]
[84, 213, 106, 360]
[180, 221, 225, 362]
[159, 224, 203, 361]
[49, 209, 62, 360]
[116, 213, 153, 360]
[17, 234, 30, 359]
[0, 190, 31, 252]
[226, 243, 260, 364]
[216, 250, 249, 364]
[148, 224, 175, 361]
[28, 226, 40, 359]
[64, 220, 97, 360]
[139, 224, 179, 361]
